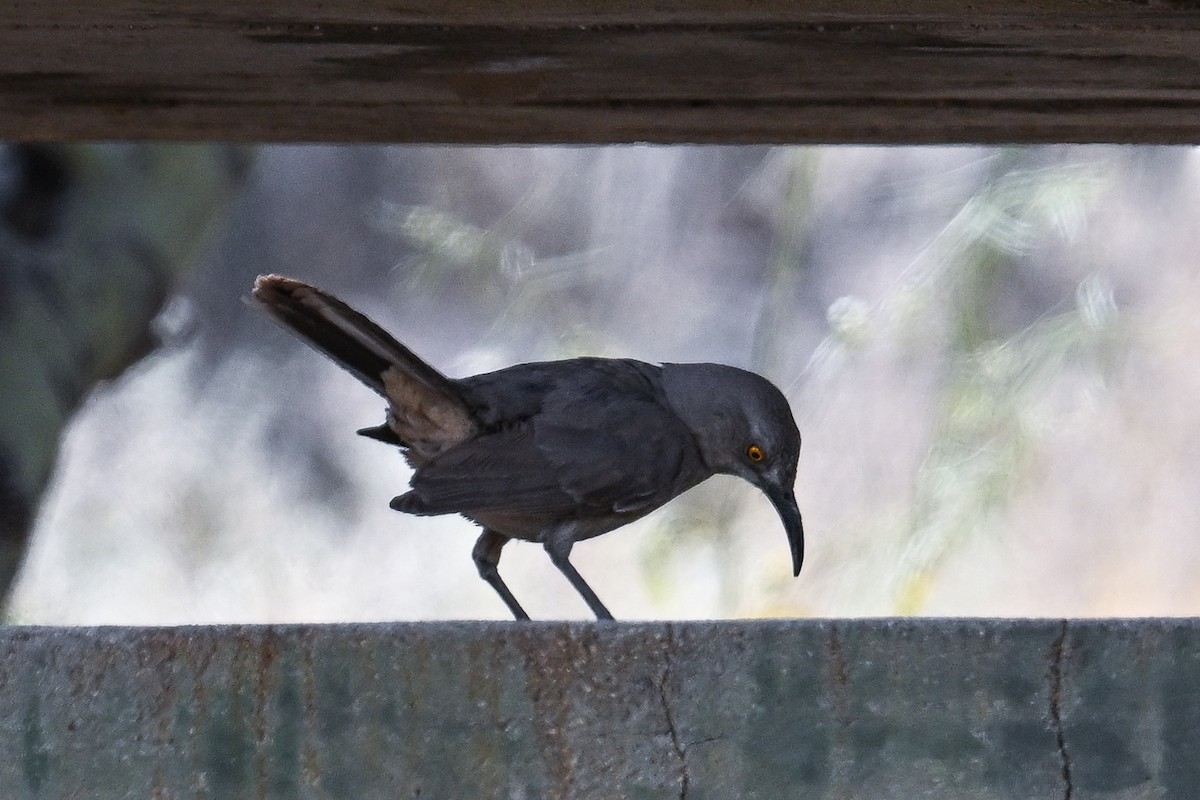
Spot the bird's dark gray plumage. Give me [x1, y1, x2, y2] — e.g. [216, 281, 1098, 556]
[251, 274, 804, 620]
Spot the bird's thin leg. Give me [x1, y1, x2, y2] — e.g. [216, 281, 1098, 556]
[543, 526, 614, 621]
[472, 529, 530, 621]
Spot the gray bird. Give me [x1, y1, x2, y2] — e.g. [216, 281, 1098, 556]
[251, 274, 804, 620]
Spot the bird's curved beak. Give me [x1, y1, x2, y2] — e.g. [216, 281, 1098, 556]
[764, 484, 804, 577]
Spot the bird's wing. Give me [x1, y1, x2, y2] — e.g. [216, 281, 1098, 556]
[401, 427, 577, 514]
[403, 399, 698, 516]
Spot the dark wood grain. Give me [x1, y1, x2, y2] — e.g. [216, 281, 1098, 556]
[3, 2, 1200, 142]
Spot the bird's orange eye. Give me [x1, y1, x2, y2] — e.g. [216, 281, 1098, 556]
[747, 445, 766, 462]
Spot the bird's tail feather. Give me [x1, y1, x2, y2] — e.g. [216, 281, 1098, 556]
[250, 274, 438, 394]
[250, 274, 477, 454]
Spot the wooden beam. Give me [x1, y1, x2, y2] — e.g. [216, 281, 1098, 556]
[3, 3, 1200, 143]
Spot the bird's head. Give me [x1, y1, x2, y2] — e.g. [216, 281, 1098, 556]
[662, 363, 805, 576]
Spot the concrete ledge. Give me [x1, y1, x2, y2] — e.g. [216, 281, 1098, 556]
[1, 619, 1197, 798]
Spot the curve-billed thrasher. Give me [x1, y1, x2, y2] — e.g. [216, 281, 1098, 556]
[251, 275, 803, 620]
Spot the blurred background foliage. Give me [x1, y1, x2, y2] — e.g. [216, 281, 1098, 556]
[5, 144, 1198, 622]
[0, 144, 250, 601]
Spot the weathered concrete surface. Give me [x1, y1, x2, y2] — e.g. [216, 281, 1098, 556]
[0, 619, 1196, 799]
